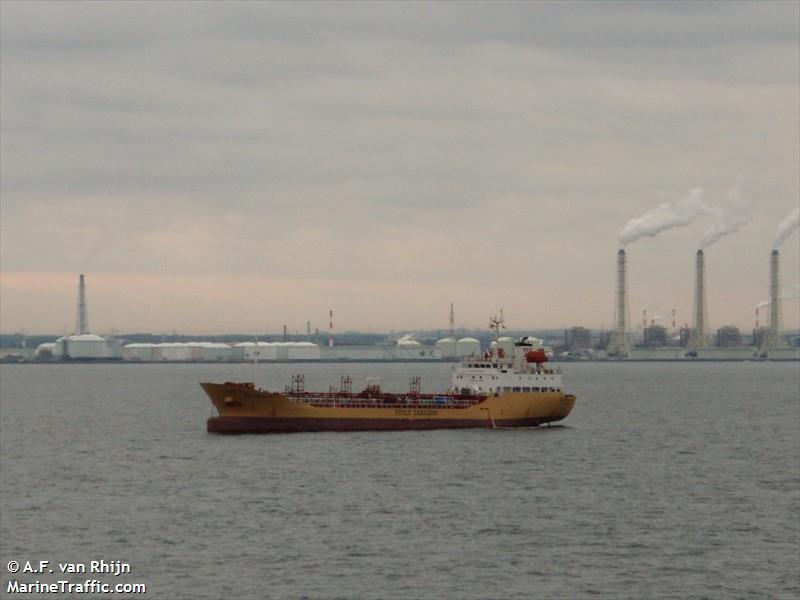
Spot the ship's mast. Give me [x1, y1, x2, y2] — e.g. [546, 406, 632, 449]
[489, 311, 506, 342]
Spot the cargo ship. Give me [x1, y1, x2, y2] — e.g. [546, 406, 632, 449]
[202, 335, 575, 434]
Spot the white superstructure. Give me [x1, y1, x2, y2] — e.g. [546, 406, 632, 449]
[451, 337, 562, 395]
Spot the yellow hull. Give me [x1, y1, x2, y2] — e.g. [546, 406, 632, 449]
[202, 382, 576, 433]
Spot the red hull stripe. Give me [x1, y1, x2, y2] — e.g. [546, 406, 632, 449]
[207, 416, 554, 434]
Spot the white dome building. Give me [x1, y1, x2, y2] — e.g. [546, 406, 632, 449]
[53, 334, 115, 359]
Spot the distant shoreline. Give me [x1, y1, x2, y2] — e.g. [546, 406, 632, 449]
[2, 357, 798, 364]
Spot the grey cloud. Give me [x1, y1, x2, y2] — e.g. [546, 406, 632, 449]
[1, 1, 798, 331]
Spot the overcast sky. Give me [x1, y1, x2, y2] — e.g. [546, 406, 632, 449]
[1, 1, 798, 335]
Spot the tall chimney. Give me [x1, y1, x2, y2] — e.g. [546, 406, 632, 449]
[76, 274, 88, 335]
[762, 249, 783, 351]
[688, 249, 708, 351]
[607, 249, 630, 357]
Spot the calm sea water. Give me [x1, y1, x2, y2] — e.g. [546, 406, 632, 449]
[1, 362, 798, 599]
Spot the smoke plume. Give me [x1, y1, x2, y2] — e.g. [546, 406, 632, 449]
[619, 188, 709, 248]
[773, 207, 799, 249]
[756, 284, 800, 309]
[698, 189, 752, 249]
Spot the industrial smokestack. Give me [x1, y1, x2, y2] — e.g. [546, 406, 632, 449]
[607, 249, 630, 357]
[688, 250, 709, 351]
[762, 249, 783, 351]
[76, 274, 88, 335]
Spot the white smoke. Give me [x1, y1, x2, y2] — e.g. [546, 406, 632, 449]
[773, 207, 800, 249]
[619, 188, 710, 248]
[698, 189, 752, 249]
[782, 283, 800, 302]
[756, 284, 800, 309]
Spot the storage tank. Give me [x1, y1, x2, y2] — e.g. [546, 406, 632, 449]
[122, 343, 160, 361]
[456, 337, 481, 357]
[187, 342, 208, 361]
[234, 342, 277, 361]
[36, 342, 56, 359]
[275, 342, 293, 360]
[158, 343, 191, 361]
[53, 336, 68, 358]
[435, 337, 458, 358]
[63, 334, 113, 359]
[200, 343, 233, 362]
[497, 336, 515, 358]
[288, 341, 320, 360]
[253, 342, 278, 361]
[232, 342, 253, 361]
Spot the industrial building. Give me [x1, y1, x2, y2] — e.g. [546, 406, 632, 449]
[43, 275, 121, 360]
[320, 344, 441, 361]
[564, 327, 592, 351]
[118, 341, 323, 362]
[602, 248, 797, 361]
[643, 325, 669, 347]
[716, 326, 742, 347]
